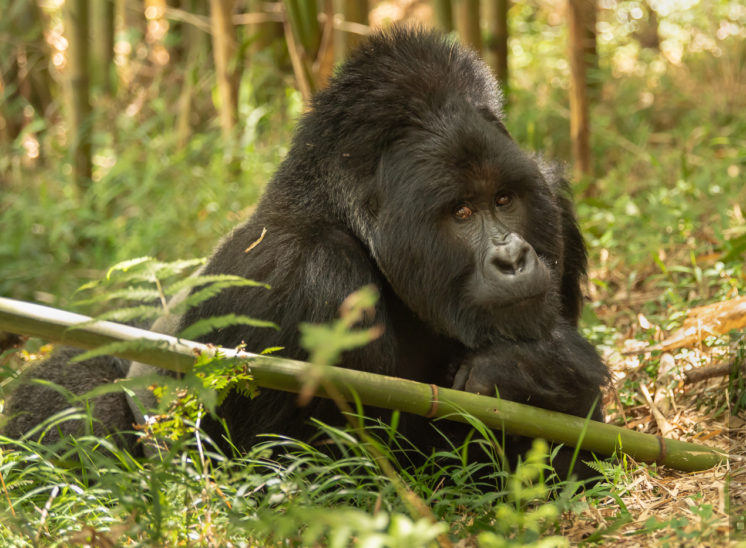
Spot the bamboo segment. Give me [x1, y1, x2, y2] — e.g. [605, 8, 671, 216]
[0, 297, 727, 472]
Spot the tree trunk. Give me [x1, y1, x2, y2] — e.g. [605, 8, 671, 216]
[567, 0, 595, 182]
[177, 0, 209, 147]
[454, 0, 482, 53]
[283, 0, 321, 101]
[583, 2, 599, 100]
[64, 0, 93, 188]
[115, 0, 146, 89]
[315, 0, 336, 87]
[91, 0, 115, 95]
[284, 0, 321, 56]
[22, 0, 54, 118]
[0, 0, 55, 151]
[333, 0, 368, 61]
[165, 0, 186, 64]
[484, 0, 509, 91]
[209, 0, 240, 142]
[637, 0, 660, 50]
[0, 57, 21, 147]
[119, 0, 146, 40]
[433, 0, 453, 33]
[247, 0, 284, 53]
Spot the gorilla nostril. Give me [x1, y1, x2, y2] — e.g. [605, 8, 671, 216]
[491, 250, 526, 274]
[490, 234, 531, 275]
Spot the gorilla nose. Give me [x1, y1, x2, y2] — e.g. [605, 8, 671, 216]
[489, 233, 534, 275]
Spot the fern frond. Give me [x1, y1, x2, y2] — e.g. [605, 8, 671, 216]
[175, 279, 270, 312]
[105, 257, 155, 279]
[179, 314, 278, 340]
[91, 305, 163, 324]
[144, 258, 206, 280]
[74, 288, 163, 306]
[167, 274, 269, 296]
[70, 338, 170, 363]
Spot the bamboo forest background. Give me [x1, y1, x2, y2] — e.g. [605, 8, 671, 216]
[1, 1, 743, 309]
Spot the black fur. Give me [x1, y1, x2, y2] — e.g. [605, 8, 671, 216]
[3, 348, 138, 451]
[3, 27, 607, 477]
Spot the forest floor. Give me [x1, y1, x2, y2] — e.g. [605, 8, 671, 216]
[561, 292, 744, 545]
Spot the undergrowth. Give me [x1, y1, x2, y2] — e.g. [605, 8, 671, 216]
[0, 413, 595, 546]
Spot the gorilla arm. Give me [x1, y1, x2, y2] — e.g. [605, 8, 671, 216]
[177, 220, 402, 451]
[451, 324, 607, 421]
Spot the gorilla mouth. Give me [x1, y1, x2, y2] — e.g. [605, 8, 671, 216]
[483, 291, 558, 339]
[467, 277, 552, 312]
[488, 290, 548, 310]
[442, 288, 558, 348]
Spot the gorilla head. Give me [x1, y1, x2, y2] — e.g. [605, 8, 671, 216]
[281, 27, 583, 349]
[370, 106, 567, 348]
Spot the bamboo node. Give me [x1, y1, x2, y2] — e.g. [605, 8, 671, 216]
[425, 384, 440, 418]
[656, 435, 668, 466]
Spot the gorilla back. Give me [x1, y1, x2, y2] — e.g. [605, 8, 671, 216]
[4, 27, 607, 476]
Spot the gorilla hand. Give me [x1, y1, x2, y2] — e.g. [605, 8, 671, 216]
[452, 325, 607, 421]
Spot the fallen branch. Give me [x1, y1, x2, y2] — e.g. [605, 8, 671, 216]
[628, 295, 746, 354]
[639, 383, 675, 437]
[0, 297, 727, 473]
[684, 361, 739, 384]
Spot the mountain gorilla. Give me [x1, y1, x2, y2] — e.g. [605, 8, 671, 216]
[3, 27, 607, 477]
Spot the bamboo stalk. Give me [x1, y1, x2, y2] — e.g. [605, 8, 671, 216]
[63, 0, 93, 187]
[282, 0, 318, 101]
[568, 0, 595, 180]
[454, 0, 482, 53]
[91, 0, 115, 94]
[333, 0, 368, 61]
[209, 0, 239, 142]
[484, 0, 509, 88]
[283, 0, 320, 55]
[433, 0, 453, 33]
[0, 297, 727, 472]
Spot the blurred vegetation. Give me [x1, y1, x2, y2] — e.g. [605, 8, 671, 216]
[0, 0, 744, 544]
[0, 0, 742, 325]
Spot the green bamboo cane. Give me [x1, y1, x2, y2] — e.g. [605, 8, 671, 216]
[0, 297, 727, 472]
[282, 0, 320, 98]
[283, 0, 320, 56]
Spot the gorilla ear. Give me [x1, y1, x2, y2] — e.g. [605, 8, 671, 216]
[537, 160, 587, 325]
[477, 106, 511, 137]
[364, 194, 380, 220]
[557, 186, 587, 325]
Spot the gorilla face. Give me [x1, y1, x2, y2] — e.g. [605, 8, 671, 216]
[369, 102, 565, 347]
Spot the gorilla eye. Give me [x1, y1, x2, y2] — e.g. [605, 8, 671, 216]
[495, 193, 513, 207]
[454, 205, 473, 219]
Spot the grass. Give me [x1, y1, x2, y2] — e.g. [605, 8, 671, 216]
[1, 409, 591, 546]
